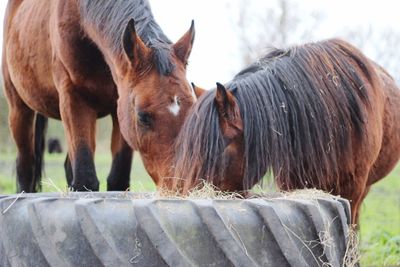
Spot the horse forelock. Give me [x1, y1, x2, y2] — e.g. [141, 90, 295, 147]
[175, 38, 376, 193]
[173, 91, 227, 188]
[150, 43, 175, 76]
[80, 0, 175, 76]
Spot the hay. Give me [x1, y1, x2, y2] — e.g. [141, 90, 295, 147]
[279, 188, 341, 200]
[154, 181, 244, 200]
[41, 179, 343, 202]
[2, 190, 25, 214]
[186, 182, 243, 199]
[343, 225, 361, 267]
[41, 177, 72, 197]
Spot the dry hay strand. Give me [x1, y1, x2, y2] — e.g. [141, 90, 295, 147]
[343, 225, 361, 267]
[155, 180, 244, 200]
[41, 179, 345, 206]
[187, 181, 243, 199]
[41, 177, 73, 197]
[247, 188, 342, 202]
[280, 188, 341, 201]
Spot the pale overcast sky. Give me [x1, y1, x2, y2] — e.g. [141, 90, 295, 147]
[0, 0, 399, 88]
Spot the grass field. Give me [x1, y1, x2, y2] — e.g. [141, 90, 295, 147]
[0, 152, 399, 266]
[0, 153, 155, 193]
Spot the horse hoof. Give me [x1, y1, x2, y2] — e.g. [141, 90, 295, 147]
[107, 181, 130, 191]
[71, 180, 99, 192]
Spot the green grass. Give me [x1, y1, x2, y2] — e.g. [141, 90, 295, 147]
[359, 166, 400, 266]
[0, 152, 399, 266]
[0, 152, 155, 193]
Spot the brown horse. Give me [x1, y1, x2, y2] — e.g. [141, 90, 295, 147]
[3, 0, 199, 192]
[173, 39, 400, 224]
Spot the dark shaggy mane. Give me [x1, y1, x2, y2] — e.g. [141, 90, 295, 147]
[174, 39, 377, 192]
[80, 0, 175, 75]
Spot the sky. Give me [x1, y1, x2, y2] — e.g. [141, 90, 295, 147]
[0, 0, 399, 88]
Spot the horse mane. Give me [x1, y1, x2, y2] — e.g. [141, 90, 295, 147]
[174, 39, 378, 192]
[79, 0, 175, 75]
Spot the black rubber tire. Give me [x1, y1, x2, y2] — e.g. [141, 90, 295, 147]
[0, 192, 350, 267]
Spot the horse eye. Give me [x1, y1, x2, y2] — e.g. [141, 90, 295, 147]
[137, 111, 152, 127]
[171, 96, 181, 106]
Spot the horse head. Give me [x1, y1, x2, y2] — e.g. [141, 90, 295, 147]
[116, 19, 203, 186]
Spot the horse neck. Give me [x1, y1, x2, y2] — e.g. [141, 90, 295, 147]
[80, 25, 127, 83]
[78, 0, 170, 83]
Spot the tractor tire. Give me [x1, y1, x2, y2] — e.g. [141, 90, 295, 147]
[0, 192, 350, 267]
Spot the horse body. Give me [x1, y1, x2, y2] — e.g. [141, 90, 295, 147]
[174, 39, 400, 223]
[3, 0, 196, 192]
[5, 0, 116, 119]
[367, 66, 400, 185]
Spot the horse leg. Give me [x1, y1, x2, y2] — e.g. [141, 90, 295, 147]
[4, 77, 36, 192]
[107, 113, 133, 191]
[9, 104, 36, 192]
[347, 176, 370, 226]
[61, 99, 98, 191]
[354, 185, 371, 229]
[33, 114, 47, 192]
[57, 87, 99, 191]
[62, 103, 98, 191]
[64, 154, 73, 187]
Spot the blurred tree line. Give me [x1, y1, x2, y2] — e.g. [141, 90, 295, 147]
[228, 0, 400, 83]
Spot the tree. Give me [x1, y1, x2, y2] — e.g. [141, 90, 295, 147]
[229, 0, 400, 84]
[342, 26, 400, 83]
[228, 0, 323, 65]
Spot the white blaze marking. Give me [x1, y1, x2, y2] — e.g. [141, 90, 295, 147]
[168, 96, 180, 116]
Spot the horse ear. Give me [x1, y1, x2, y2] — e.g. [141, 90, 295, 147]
[173, 20, 195, 65]
[215, 82, 232, 117]
[215, 83, 243, 139]
[122, 19, 150, 66]
[191, 82, 206, 98]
